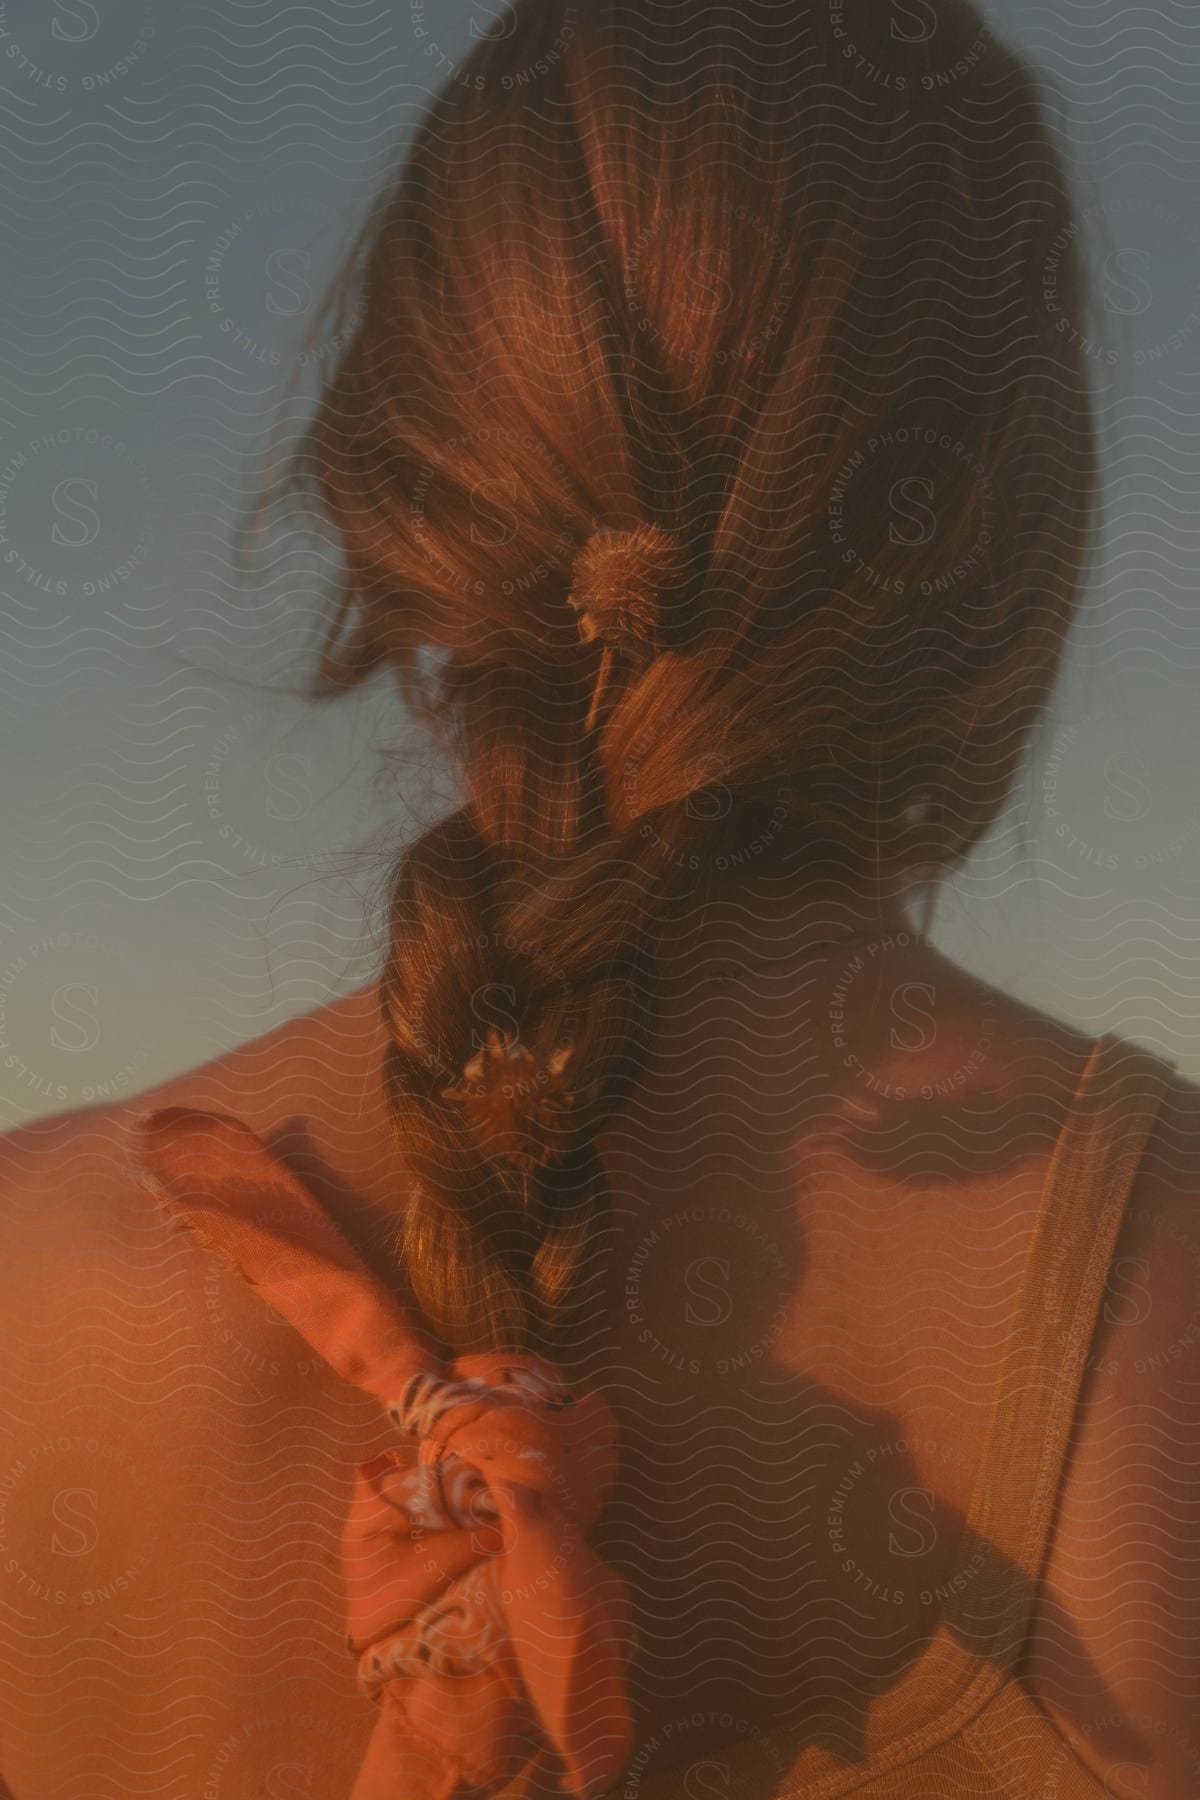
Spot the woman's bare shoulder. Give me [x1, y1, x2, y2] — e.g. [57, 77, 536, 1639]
[826, 944, 1200, 1795]
[0, 990, 390, 1793]
[0, 982, 390, 1269]
[1023, 1060, 1200, 1797]
[811, 928, 1105, 1101]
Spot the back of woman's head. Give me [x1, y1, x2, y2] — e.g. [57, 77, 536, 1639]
[294, 0, 1098, 1354]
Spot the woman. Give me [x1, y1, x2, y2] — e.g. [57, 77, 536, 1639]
[1, 2, 1197, 1796]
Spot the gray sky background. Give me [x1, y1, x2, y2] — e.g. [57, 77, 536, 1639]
[1, 0, 1198, 1125]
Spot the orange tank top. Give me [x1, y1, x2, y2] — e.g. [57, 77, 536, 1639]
[133, 1030, 1173, 1800]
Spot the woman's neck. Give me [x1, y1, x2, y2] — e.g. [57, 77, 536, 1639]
[654, 864, 919, 992]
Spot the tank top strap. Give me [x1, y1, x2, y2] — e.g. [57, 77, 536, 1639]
[939, 1029, 1175, 1663]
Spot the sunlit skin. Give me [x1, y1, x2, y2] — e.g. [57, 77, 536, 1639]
[3, 0, 1200, 1794]
[2, 890, 1199, 1795]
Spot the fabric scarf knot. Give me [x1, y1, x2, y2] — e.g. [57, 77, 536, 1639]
[129, 1107, 636, 1800]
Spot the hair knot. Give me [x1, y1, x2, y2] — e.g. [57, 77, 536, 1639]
[440, 1029, 593, 1175]
[567, 521, 683, 649]
[566, 522, 685, 729]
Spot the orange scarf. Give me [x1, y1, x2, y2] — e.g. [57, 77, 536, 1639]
[131, 1106, 636, 1799]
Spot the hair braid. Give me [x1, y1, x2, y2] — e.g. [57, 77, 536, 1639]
[288, 0, 1100, 1354]
[380, 791, 701, 1353]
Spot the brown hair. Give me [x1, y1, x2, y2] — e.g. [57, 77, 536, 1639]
[288, 0, 1098, 1355]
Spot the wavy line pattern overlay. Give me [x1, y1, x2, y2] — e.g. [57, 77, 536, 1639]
[1, 2, 1198, 1798]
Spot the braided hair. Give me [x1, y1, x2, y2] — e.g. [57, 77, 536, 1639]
[287, 0, 1099, 1355]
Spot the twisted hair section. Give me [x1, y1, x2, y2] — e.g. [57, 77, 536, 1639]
[286, 0, 1099, 1352]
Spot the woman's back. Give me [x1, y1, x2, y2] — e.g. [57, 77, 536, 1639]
[3, 8, 1198, 1788]
[2, 936, 1198, 1797]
